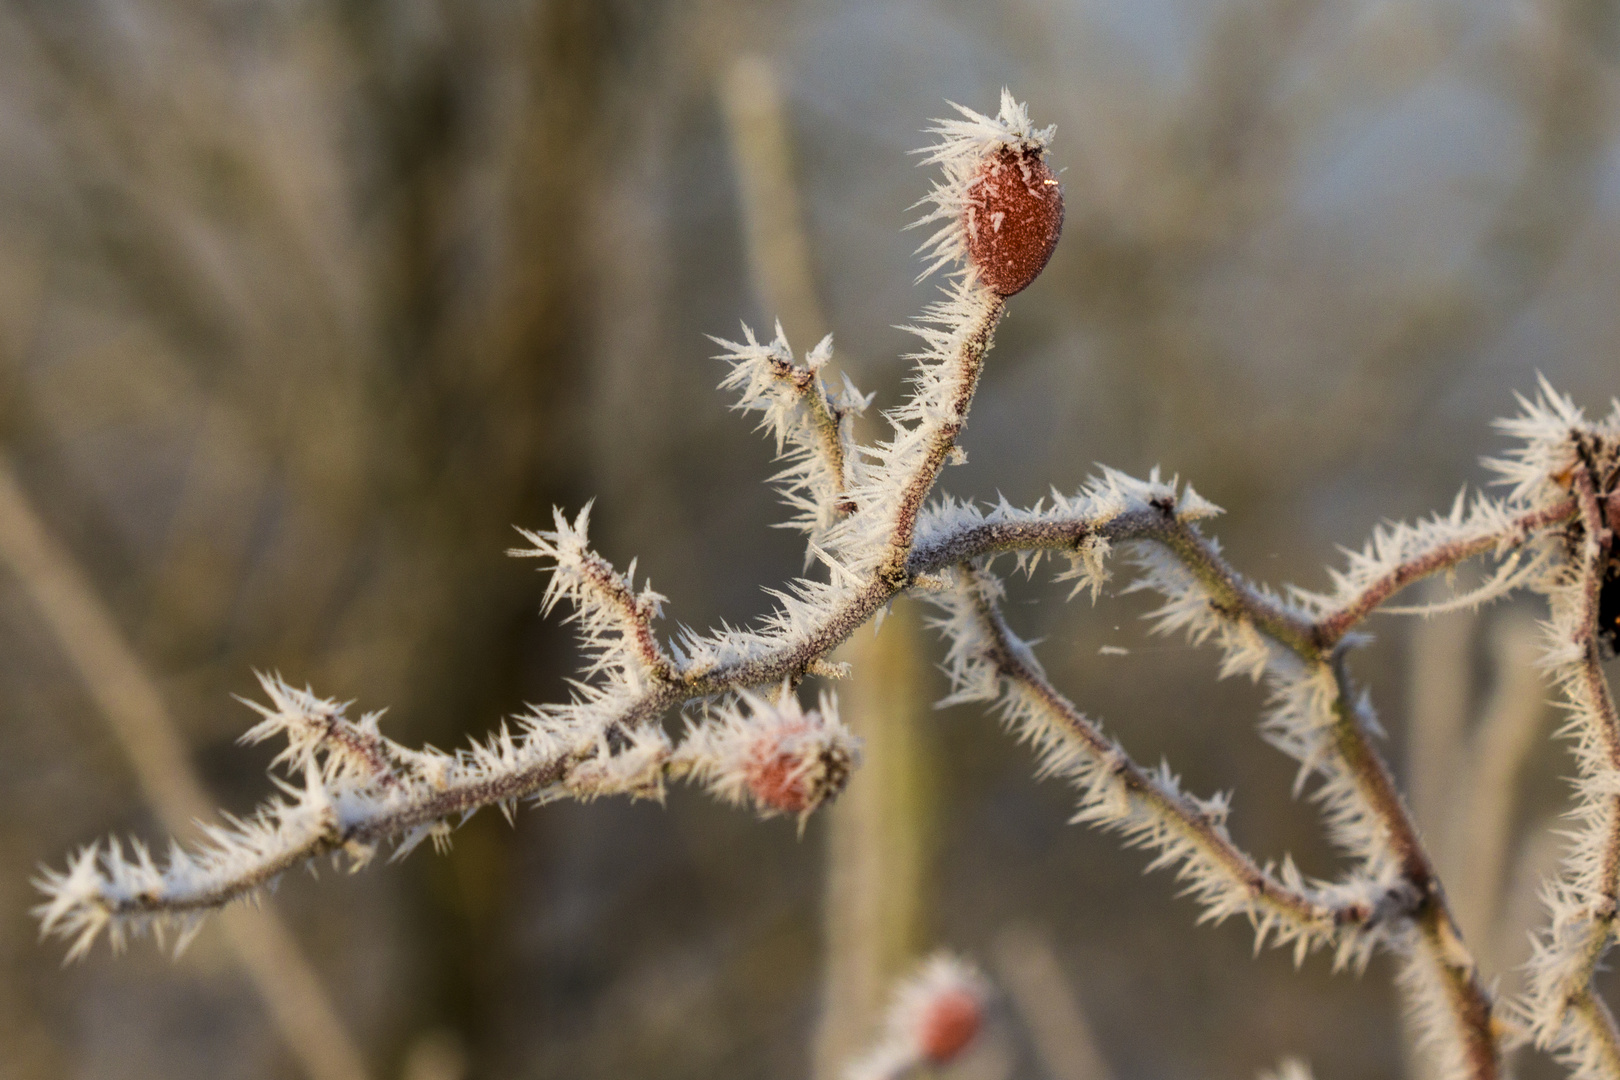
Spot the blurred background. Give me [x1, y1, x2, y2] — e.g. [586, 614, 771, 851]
[0, 0, 1616, 1078]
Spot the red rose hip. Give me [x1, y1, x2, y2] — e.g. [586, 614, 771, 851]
[962, 145, 1064, 296]
[918, 986, 984, 1064]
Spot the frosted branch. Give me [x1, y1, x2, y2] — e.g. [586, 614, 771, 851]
[1519, 446, 1620, 1080]
[511, 503, 679, 687]
[833, 282, 1005, 589]
[714, 324, 871, 539]
[928, 563, 1394, 969]
[1084, 478, 1504, 1078]
[1308, 495, 1574, 647]
[239, 673, 408, 791]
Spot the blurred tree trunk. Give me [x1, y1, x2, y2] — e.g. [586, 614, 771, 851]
[813, 599, 934, 1080]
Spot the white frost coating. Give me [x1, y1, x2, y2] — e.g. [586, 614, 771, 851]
[35, 757, 338, 961]
[513, 502, 676, 687]
[1127, 538, 1282, 682]
[1289, 488, 1558, 620]
[1400, 929, 1487, 1080]
[1453, 382, 1620, 1080]
[976, 465, 1299, 682]
[1258, 661, 1417, 901]
[813, 278, 1002, 579]
[1485, 375, 1599, 507]
[32, 662, 674, 957]
[908, 466, 1221, 602]
[240, 674, 399, 787]
[712, 323, 872, 544]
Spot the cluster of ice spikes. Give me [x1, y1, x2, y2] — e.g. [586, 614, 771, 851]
[31, 89, 1620, 1080]
[713, 323, 873, 546]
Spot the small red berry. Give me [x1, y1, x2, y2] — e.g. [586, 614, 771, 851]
[918, 987, 983, 1063]
[962, 145, 1064, 296]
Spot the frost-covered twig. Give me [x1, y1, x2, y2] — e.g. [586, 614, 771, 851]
[1109, 479, 1501, 1077]
[1328, 651, 1499, 1080]
[914, 472, 1513, 1072]
[1311, 496, 1575, 647]
[929, 562, 1390, 968]
[1520, 434, 1620, 1080]
[0, 460, 369, 1080]
[32, 673, 859, 955]
[514, 503, 681, 687]
[714, 323, 871, 537]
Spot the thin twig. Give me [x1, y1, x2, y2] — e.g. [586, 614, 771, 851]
[957, 563, 1376, 945]
[1521, 459, 1620, 1075]
[1316, 500, 1577, 647]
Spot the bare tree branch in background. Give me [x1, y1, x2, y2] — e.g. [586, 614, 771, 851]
[0, 460, 368, 1080]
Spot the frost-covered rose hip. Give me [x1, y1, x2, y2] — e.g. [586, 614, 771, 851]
[962, 144, 1063, 296]
[913, 89, 1062, 295]
[674, 688, 860, 825]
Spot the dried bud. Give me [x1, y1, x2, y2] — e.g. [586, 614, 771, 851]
[963, 145, 1064, 296]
